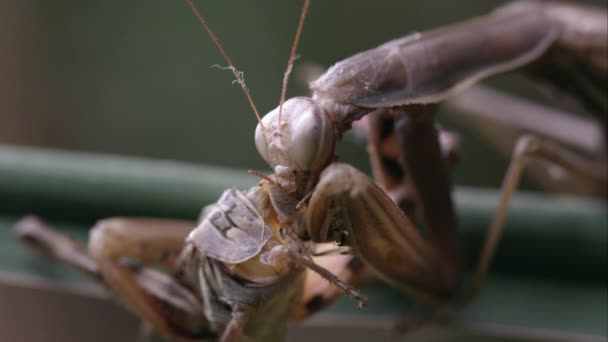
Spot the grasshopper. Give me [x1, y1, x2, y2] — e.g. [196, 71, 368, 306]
[15, 0, 607, 341]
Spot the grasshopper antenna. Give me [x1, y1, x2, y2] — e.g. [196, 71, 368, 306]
[278, 0, 310, 129]
[185, 0, 265, 131]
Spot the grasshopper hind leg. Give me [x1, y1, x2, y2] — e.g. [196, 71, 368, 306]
[15, 216, 99, 278]
[290, 251, 366, 320]
[285, 246, 368, 309]
[15, 217, 213, 341]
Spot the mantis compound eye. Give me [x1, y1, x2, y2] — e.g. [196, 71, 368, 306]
[289, 100, 334, 171]
[254, 122, 271, 166]
[255, 97, 335, 172]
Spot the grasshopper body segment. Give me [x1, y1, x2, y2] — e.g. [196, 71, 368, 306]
[187, 187, 272, 264]
[195, 257, 304, 341]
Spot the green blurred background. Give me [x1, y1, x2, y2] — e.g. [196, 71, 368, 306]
[4, 0, 604, 186]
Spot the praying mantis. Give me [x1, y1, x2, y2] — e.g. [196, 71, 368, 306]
[15, 1, 607, 341]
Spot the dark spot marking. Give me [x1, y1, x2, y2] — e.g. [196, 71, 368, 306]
[305, 295, 326, 313]
[119, 258, 142, 272]
[20, 234, 47, 251]
[347, 257, 364, 271]
[159, 249, 170, 263]
[379, 115, 395, 139]
[395, 195, 417, 221]
[382, 157, 404, 180]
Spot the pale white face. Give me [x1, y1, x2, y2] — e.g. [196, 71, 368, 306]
[255, 97, 335, 191]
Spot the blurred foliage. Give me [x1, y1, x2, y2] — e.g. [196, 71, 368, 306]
[0, 0, 604, 188]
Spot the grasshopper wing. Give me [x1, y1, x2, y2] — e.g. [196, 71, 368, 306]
[187, 187, 272, 264]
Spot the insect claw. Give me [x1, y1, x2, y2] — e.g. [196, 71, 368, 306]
[247, 169, 273, 183]
[295, 191, 313, 210]
[357, 296, 368, 309]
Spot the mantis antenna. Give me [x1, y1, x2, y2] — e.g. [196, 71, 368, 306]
[278, 0, 311, 129]
[184, 0, 265, 132]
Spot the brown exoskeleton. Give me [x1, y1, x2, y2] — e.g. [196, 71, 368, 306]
[15, 0, 607, 341]
[17, 2, 367, 341]
[303, 0, 606, 310]
[349, 1, 607, 311]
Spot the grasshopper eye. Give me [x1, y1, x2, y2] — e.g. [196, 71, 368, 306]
[289, 103, 334, 171]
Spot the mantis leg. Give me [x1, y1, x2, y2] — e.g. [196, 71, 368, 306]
[306, 163, 446, 305]
[366, 105, 464, 296]
[392, 106, 462, 296]
[471, 134, 607, 294]
[367, 107, 460, 223]
[15, 217, 212, 341]
[387, 106, 464, 332]
[445, 84, 606, 196]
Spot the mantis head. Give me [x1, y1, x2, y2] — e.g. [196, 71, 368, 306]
[255, 97, 335, 193]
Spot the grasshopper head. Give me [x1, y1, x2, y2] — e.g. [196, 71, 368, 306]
[255, 97, 335, 193]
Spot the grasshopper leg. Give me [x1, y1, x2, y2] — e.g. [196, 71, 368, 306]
[15, 217, 212, 341]
[218, 308, 250, 342]
[471, 134, 607, 294]
[88, 217, 194, 270]
[15, 216, 99, 278]
[87, 217, 212, 340]
[291, 249, 366, 320]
